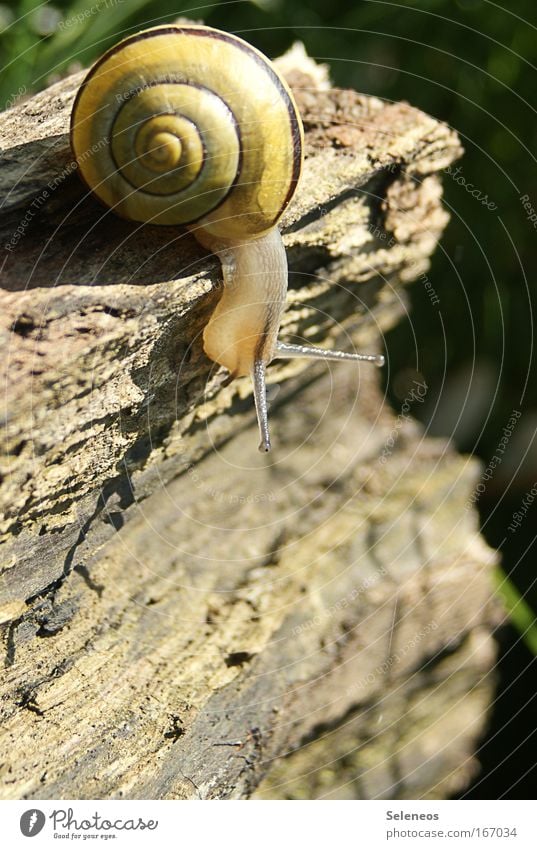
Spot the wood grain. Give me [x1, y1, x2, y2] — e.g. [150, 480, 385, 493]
[0, 48, 500, 800]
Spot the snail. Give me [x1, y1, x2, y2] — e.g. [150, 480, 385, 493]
[70, 24, 384, 452]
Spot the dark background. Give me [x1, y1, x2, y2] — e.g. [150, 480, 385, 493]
[1, 0, 535, 797]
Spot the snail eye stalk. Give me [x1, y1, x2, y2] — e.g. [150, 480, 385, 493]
[252, 359, 271, 453]
[274, 341, 385, 368]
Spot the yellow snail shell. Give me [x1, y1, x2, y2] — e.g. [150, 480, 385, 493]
[70, 24, 303, 240]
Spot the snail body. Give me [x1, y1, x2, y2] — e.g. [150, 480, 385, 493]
[71, 24, 383, 452]
[199, 227, 287, 378]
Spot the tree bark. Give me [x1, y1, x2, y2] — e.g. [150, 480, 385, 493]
[0, 47, 500, 800]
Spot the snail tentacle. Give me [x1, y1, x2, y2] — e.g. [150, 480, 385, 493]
[275, 341, 385, 368]
[252, 359, 271, 453]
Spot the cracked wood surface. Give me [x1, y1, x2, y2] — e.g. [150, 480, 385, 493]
[0, 49, 499, 799]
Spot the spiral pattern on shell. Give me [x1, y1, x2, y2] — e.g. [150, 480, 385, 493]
[70, 25, 303, 241]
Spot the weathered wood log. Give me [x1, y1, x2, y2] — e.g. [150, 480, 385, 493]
[0, 47, 500, 800]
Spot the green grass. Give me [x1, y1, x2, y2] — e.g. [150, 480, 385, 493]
[494, 567, 537, 656]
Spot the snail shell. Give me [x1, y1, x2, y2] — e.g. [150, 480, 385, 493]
[70, 24, 303, 242]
